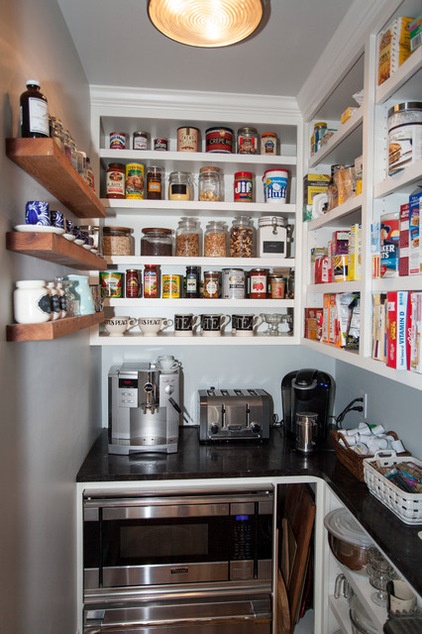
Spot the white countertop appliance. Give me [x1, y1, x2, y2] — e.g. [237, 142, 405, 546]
[108, 361, 182, 454]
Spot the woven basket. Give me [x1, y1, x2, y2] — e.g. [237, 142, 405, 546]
[330, 429, 408, 482]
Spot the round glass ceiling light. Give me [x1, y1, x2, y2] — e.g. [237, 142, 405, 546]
[147, 0, 265, 48]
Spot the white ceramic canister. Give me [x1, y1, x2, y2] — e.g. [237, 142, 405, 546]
[263, 168, 289, 203]
[13, 280, 51, 324]
[258, 216, 288, 258]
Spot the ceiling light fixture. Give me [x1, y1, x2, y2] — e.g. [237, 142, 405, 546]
[147, 0, 265, 48]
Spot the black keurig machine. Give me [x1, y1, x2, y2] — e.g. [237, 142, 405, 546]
[281, 368, 335, 440]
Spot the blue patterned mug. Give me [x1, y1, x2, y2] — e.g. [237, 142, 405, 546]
[25, 200, 50, 226]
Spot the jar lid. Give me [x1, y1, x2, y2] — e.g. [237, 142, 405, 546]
[103, 226, 133, 234]
[169, 171, 192, 178]
[142, 227, 172, 234]
[314, 121, 327, 128]
[26, 79, 40, 87]
[134, 130, 148, 135]
[388, 101, 422, 117]
[324, 508, 375, 548]
[235, 171, 253, 178]
[258, 216, 287, 227]
[238, 127, 258, 134]
[262, 131, 277, 137]
[200, 165, 222, 173]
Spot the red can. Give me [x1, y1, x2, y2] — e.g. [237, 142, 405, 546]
[125, 269, 141, 298]
[205, 127, 234, 153]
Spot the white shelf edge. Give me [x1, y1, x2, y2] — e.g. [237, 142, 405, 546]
[101, 199, 297, 215]
[307, 282, 363, 294]
[376, 47, 422, 104]
[302, 338, 422, 391]
[374, 159, 422, 198]
[105, 298, 295, 308]
[99, 149, 298, 167]
[90, 333, 298, 346]
[308, 109, 364, 168]
[372, 276, 422, 292]
[105, 256, 295, 268]
[308, 195, 363, 230]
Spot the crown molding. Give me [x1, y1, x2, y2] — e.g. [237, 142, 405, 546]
[90, 85, 301, 124]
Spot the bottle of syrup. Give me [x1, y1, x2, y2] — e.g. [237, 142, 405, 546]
[20, 80, 49, 138]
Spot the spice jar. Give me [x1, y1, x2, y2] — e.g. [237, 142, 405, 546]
[106, 163, 125, 199]
[176, 217, 201, 256]
[229, 216, 255, 257]
[204, 220, 228, 257]
[198, 166, 223, 201]
[237, 127, 259, 154]
[141, 227, 173, 256]
[146, 165, 164, 199]
[102, 226, 134, 256]
[168, 171, 194, 200]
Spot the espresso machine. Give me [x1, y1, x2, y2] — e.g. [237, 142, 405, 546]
[108, 361, 182, 454]
[281, 368, 335, 440]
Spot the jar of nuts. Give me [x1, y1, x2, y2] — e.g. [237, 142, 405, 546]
[175, 217, 202, 257]
[204, 220, 228, 257]
[102, 226, 135, 256]
[229, 216, 255, 258]
[198, 166, 223, 202]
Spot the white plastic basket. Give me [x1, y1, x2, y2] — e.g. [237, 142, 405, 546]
[363, 451, 422, 525]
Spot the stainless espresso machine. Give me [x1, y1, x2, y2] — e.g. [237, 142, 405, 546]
[108, 362, 182, 454]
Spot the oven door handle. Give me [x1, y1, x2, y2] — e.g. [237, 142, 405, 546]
[102, 503, 230, 520]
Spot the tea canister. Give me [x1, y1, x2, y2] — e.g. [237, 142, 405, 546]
[263, 169, 289, 203]
[125, 163, 145, 199]
[106, 163, 125, 199]
[99, 271, 124, 298]
[13, 280, 51, 324]
[258, 216, 288, 258]
[205, 127, 234, 153]
[234, 171, 254, 202]
[177, 126, 200, 152]
[237, 127, 259, 154]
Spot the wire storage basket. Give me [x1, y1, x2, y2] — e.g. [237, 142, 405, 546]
[363, 451, 422, 525]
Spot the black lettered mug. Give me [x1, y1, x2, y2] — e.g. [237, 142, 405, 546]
[200, 313, 231, 337]
[232, 314, 263, 336]
[174, 313, 200, 336]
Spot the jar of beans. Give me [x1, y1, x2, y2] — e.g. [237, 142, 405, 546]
[204, 220, 228, 257]
[102, 226, 134, 256]
[175, 217, 202, 256]
[229, 216, 255, 257]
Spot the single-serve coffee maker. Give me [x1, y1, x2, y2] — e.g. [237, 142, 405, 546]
[108, 360, 182, 454]
[281, 368, 335, 441]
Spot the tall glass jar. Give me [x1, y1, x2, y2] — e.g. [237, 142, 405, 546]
[198, 166, 223, 202]
[229, 216, 255, 257]
[204, 220, 228, 257]
[168, 171, 194, 201]
[176, 217, 201, 256]
[146, 165, 164, 200]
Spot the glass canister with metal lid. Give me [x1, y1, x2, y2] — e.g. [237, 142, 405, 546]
[237, 127, 259, 154]
[258, 216, 289, 258]
[168, 171, 194, 201]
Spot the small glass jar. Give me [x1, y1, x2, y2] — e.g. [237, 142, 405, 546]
[237, 127, 259, 154]
[133, 131, 149, 150]
[204, 220, 228, 257]
[50, 117, 64, 151]
[146, 165, 164, 200]
[198, 166, 223, 202]
[141, 227, 173, 256]
[102, 226, 134, 256]
[203, 271, 220, 298]
[176, 217, 201, 256]
[63, 129, 72, 164]
[261, 131, 278, 155]
[85, 157, 95, 190]
[168, 171, 194, 200]
[268, 275, 285, 299]
[248, 268, 269, 299]
[185, 265, 200, 298]
[229, 216, 255, 257]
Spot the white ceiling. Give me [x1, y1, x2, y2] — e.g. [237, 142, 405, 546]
[57, 0, 352, 98]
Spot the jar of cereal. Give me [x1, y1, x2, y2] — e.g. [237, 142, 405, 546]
[229, 216, 255, 257]
[102, 226, 134, 256]
[175, 217, 202, 257]
[204, 220, 228, 257]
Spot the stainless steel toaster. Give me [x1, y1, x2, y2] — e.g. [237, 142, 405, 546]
[198, 387, 273, 442]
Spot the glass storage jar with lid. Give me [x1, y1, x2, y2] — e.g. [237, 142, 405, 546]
[141, 227, 173, 256]
[198, 166, 223, 201]
[175, 217, 202, 256]
[204, 220, 228, 257]
[168, 171, 194, 201]
[229, 216, 255, 257]
[102, 226, 134, 256]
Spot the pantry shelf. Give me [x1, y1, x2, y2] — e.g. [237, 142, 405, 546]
[6, 232, 107, 270]
[7, 312, 104, 342]
[6, 138, 106, 219]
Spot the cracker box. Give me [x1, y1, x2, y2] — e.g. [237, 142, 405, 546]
[386, 291, 408, 369]
[378, 17, 414, 85]
[303, 173, 330, 221]
[399, 203, 410, 276]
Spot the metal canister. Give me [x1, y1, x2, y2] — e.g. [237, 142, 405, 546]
[99, 271, 124, 298]
[125, 163, 145, 199]
[109, 132, 126, 149]
[222, 268, 245, 299]
[125, 269, 141, 298]
[177, 127, 200, 152]
[205, 127, 234, 153]
[162, 274, 182, 298]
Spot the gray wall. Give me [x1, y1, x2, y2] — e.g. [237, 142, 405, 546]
[0, 1, 101, 632]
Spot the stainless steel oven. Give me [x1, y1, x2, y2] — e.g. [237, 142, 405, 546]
[82, 487, 274, 633]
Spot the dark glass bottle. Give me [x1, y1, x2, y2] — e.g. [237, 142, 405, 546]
[20, 80, 49, 138]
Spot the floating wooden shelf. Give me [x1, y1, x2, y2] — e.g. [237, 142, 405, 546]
[6, 232, 106, 270]
[7, 312, 104, 342]
[6, 138, 106, 219]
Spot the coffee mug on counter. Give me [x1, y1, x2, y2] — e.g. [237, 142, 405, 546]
[104, 316, 138, 336]
[138, 317, 173, 336]
[232, 314, 263, 336]
[200, 314, 230, 337]
[174, 313, 200, 336]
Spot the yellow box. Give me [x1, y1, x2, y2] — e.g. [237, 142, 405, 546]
[341, 106, 358, 124]
[378, 17, 414, 85]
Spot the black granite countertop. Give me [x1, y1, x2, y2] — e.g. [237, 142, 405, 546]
[77, 427, 422, 597]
